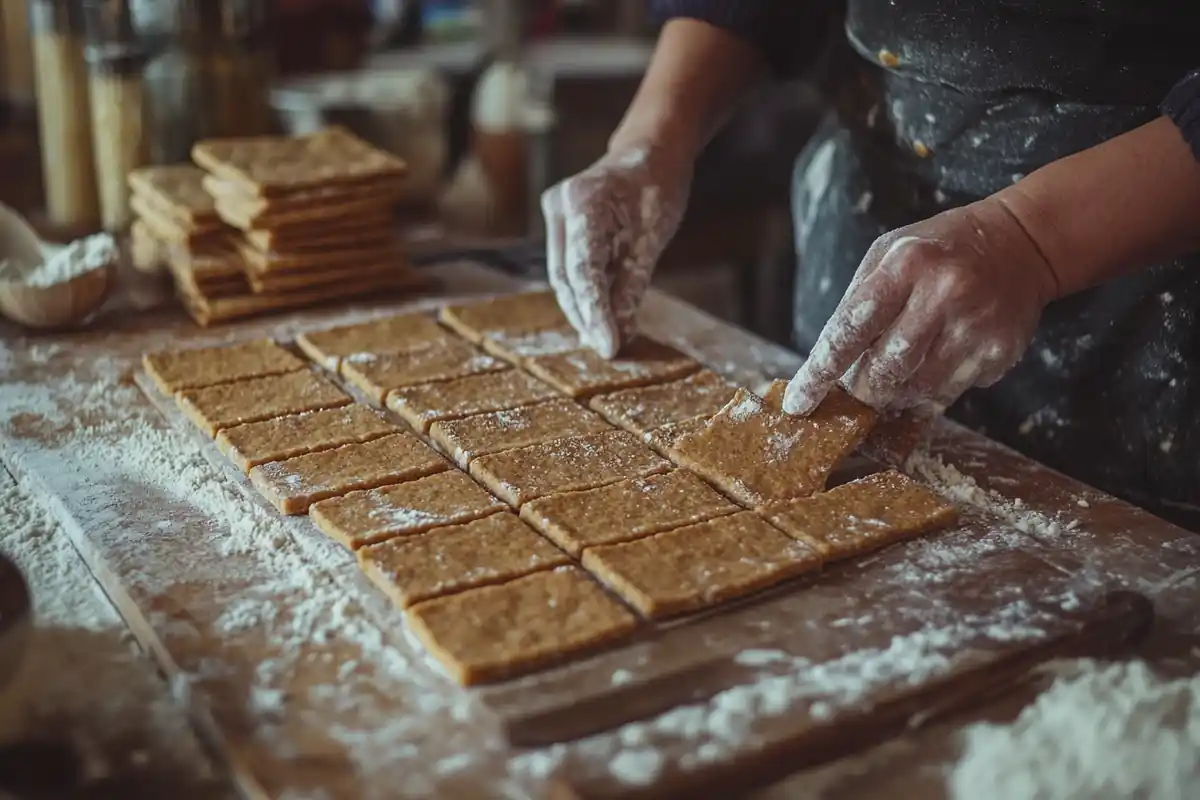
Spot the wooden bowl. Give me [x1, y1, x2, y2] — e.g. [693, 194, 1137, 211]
[0, 260, 113, 329]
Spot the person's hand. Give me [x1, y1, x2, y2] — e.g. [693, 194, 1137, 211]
[783, 198, 1062, 416]
[542, 143, 692, 358]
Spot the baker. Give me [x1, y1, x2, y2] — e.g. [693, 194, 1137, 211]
[541, 2, 1200, 531]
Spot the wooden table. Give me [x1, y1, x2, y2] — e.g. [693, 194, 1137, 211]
[1, 260, 1198, 799]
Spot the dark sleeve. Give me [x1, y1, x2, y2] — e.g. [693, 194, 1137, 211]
[1162, 69, 1200, 161]
[649, 1, 830, 77]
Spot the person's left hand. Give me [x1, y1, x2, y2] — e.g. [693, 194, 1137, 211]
[783, 197, 1062, 416]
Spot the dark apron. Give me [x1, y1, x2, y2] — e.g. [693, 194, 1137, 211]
[791, 0, 1200, 531]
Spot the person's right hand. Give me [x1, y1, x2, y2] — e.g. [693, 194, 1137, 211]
[542, 144, 692, 358]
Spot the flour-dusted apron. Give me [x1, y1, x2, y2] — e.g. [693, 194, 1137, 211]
[790, 0, 1200, 530]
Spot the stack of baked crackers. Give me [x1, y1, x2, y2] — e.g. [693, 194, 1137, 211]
[128, 127, 423, 326]
[139, 290, 958, 687]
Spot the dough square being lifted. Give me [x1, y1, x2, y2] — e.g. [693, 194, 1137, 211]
[358, 512, 572, 608]
[521, 469, 740, 557]
[524, 338, 700, 398]
[340, 338, 509, 405]
[296, 312, 452, 371]
[430, 399, 612, 469]
[386, 369, 559, 433]
[405, 565, 639, 685]
[760, 379, 924, 467]
[582, 511, 822, 619]
[469, 429, 671, 507]
[310, 470, 506, 550]
[589, 369, 740, 436]
[144, 338, 305, 394]
[177, 370, 352, 437]
[438, 290, 570, 343]
[669, 388, 876, 507]
[762, 469, 958, 561]
[249, 432, 448, 514]
[216, 404, 399, 472]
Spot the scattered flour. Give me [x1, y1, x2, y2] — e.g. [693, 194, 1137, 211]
[951, 660, 1200, 800]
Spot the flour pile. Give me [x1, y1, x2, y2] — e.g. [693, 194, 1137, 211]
[951, 659, 1200, 800]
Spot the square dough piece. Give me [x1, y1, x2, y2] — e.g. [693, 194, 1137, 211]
[523, 338, 700, 398]
[177, 370, 352, 437]
[521, 469, 740, 557]
[386, 369, 559, 433]
[144, 339, 305, 394]
[216, 405, 399, 472]
[669, 388, 877, 508]
[339, 338, 508, 405]
[405, 566, 639, 685]
[582, 511, 822, 619]
[430, 399, 612, 469]
[469, 429, 671, 507]
[760, 379, 923, 467]
[249, 432, 448, 514]
[359, 512, 572, 608]
[762, 469, 958, 561]
[589, 370, 739, 436]
[642, 416, 710, 458]
[438, 290, 569, 344]
[296, 313, 452, 371]
[481, 326, 581, 365]
[311, 470, 506, 550]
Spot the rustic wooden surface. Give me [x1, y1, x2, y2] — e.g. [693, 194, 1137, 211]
[2, 260, 1200, 799]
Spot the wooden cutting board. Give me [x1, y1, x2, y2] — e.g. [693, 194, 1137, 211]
[1, 260, 1197, 800]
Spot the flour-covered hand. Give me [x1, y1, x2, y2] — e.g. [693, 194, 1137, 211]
[784, 199, 1062, 415]
[542, 144, 691, 358]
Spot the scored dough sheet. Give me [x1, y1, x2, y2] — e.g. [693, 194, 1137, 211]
[339, 339, 508, 405]
[468, 429, 672, 507]
[523, 338, 700, 398]
[216, 405, 399, 472]
[429, 398, 613, 469]
[386, 369, 560, 433]
[295, 312, 451, 370]
[581, 511, 823, 619]
[249, 432, 448, 514]
[310, 470, 507, 550]
[358, 512, 572, 608]
[589, 369, 739, 436]
[177, 370, 352, 437]
[521, 470, 740, 557]
[144, 338, 305, 394]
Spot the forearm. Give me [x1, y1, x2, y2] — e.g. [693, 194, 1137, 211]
[608, 18, 765, 164]
[997, 116, 1200, 298]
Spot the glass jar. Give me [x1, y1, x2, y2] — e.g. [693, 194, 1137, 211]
[81, 0, 150, 231]
[140, 0, 274, 164]
[29, 0, 100, 228]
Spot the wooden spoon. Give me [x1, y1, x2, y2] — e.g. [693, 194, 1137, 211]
[0, 203, 116, 329]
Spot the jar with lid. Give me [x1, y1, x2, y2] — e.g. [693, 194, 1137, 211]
[81, 0, 150, 231]
[29, 0, 100, 229]
[140, 0, 274, 164]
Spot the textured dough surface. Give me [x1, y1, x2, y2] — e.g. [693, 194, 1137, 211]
[386, 369, 559, 433]
[469, 429, 671, 507]
[521, 470, 739, 557]
[216, 405, 399, 472]
[144, 339, 305, 394]
[358, 512, 572, 608]
[311, 470, 506, 550]
[589, 369, 739, 435]
[430, 399, 612, 468]
[249, 432, 447, 514]
[581, 511, 822, 619]
[523, 338, 700, 398]
[669, 388, 876, 507]
[438, 290, 569, 343]
[481, 326, 582, 364]
[339, 339, 508, 405]
[177, 370, 351, 437]
[762, 469, 958, 560]
[405, 566, 639, 685]
[296, 313, 451, 370]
